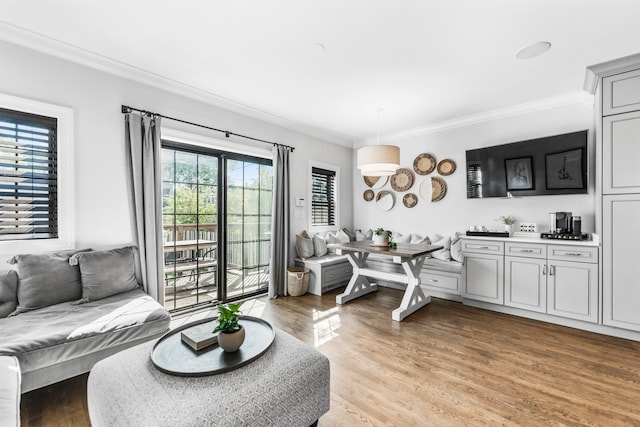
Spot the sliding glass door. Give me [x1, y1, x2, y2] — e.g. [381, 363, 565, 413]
[161, 143, 272, 312]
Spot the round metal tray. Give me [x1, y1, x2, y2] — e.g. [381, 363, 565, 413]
[151, 315, 275, 377]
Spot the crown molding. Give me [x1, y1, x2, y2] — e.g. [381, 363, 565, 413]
[357, 91, 590, 146]
[584, 52, 640, 94]
[0, 21, 355, 148]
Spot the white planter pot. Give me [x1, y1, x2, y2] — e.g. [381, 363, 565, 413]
[373, 232, 389, 246]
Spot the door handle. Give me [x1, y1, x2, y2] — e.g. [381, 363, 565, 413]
[549, 265, 555, 276]
[543, 265, 547, 275]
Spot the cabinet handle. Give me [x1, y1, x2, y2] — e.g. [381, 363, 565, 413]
[564, 252, 583, 257]
[543, 265, 547, 275]
[478, 246, 490, 249]
[520, 249, 534, 253]
[549, 265, 555, 276]
[428, 279, 439, 283]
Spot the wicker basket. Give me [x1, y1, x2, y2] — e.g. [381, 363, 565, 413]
[287, 267, 309, 296]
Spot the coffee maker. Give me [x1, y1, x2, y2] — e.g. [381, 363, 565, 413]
[549, 212, 572, 234]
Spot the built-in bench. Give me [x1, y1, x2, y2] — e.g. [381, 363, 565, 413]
[295, 255, 353, 295]
[295, 253, 464, 299]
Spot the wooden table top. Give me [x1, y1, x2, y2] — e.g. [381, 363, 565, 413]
[331, 240, 442, 259]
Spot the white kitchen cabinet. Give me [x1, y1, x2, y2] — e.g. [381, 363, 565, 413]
[462, 239, 504, 304]
[504, 242, 547, 315]
[602, 194, 640, 331]
[547, 260, 598, 323]
[602, 68, 640, 116]
[602, 110, 640, 194]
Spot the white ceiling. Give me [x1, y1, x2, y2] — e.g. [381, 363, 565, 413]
[2, 0, 640, 146]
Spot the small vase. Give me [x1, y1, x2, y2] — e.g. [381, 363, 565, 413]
[504, 224, 512, 236]
[373, 232, 389, 246]
[218, 325, 245, 352]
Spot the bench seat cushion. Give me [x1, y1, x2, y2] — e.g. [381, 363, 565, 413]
[295, 254, 347, 266]
[0, 289, 170, 376]
[423, 258, 463, 274]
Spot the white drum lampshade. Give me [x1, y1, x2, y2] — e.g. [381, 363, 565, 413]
[357, 145, 400, 176]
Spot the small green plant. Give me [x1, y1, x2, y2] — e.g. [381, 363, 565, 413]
[496, 215, 517, 225]
[374, 227, 392, 237]
[389, 241, 398, 249]
[213, 301, 244, 334]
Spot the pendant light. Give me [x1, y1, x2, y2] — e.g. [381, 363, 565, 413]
[357, 108, 400, 176]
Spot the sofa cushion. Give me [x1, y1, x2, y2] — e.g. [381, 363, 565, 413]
[0, 289, 170, 377]
[8, 248, 92, 315]
[392, 233, 411, 244]
[423, 258, 463, 274]
[0, 270, 18, 318]
[70, 246, 140, 302]
[295, 231, 315, 260]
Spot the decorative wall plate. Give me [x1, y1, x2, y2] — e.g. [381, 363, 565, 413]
[390, 168, 414, 192]
[363, 175, 388, 189]
[363, 189, 374, 201]
[437, 159, 456, 176]
[431, 177, 447, 202]
[413, 153, 436, 175]
[376, 190, 395, 211]
[403, 193, 418, 208]
[419, 180, 432, 202]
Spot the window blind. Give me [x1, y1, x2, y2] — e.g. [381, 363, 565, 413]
[0, 107, 58, 241]
[311, 167, 336, 226]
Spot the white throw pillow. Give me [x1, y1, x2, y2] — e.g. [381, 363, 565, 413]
[450, 233, 463, 262]
[430, 236, 452, 261]
[410, 234, 430, 244]
[296, 231, 315, 260]
[392, 233, 411, 244]
[356, 229, 373, 241]
[337, 230, 351, 243]
[313, 233, 328, 257]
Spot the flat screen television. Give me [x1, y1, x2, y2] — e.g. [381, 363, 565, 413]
[466, 130, 588, 198]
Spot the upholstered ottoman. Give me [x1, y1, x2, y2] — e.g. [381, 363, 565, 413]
[87, 328, 330, 427]
[0, 356, 20, 427]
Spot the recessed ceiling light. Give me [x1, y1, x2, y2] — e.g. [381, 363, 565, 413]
[515, 41, 551, 60]
[310, 42, 326, 54]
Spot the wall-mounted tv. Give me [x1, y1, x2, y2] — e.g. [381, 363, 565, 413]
[466, 130, 588, 198]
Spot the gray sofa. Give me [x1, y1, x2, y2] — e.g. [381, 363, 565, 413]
[0, 246, 170, 402]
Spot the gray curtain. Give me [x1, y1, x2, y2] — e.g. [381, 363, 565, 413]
[269, 145, 291, 298]
[124, 112, 164, 303]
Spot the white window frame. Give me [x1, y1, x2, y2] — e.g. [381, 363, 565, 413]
[308, 160, 340, 234]
[0, 93, 74, 255]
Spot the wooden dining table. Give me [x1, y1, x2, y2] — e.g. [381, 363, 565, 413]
[332, 241, 443, 321]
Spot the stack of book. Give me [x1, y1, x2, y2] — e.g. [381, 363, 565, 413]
[181, 322, 219, 351]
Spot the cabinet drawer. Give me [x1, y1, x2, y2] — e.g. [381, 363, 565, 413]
[603, 68, 640, 116]
[322, 263, 353, 286]
[547, 245, 598, 263]
[505, 242, 546, 259]
[462, 239, 504, 255]
[420, 271, 459, 293]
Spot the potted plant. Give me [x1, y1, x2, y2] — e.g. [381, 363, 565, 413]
[373, 227, 392, 246]
[496, 215, 517, 235]
[213, 301, 245, 352]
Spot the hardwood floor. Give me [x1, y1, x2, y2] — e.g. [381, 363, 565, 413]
[21, 287, 640, 426]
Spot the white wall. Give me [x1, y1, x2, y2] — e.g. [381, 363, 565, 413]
[352, 102, 596, 238]
[0, 40, 353, 264]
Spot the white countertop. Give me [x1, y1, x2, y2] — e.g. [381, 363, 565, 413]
[462, 233, 600, 247]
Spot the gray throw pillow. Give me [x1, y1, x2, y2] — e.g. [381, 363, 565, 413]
[313, 233, 328, 257]
[8, 248, 92, 315]
[0, 270, 18, 318]
[70, 246, 140, 302]
[296, 231, 315, 260]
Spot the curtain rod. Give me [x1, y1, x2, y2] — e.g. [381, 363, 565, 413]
[121, 105, 294, 152]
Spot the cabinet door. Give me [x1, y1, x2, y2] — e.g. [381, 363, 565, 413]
[547, 261, 598, 323]
[603, 195, 640, 330]
[603, 110, 640, 194]
[505, 256, 547, 313]
[602, 69, 640, 116]
[463, 253, 504, 304]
